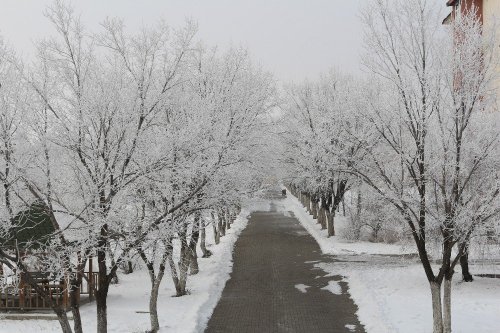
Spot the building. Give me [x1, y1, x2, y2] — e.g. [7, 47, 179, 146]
[0, 202, 97, 311]
[444, 0, 483, 23]
[445, 0, 500, 28]
[444, 0, 500, 111]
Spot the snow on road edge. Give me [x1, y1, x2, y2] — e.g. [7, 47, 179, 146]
[281, 192, 500, 333]
[281, 192, 394, 332]
[193, 200, 269, 333]
[281, 193, 413, 256]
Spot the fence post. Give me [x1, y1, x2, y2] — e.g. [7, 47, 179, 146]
[19, 273, 25, 309]
[63, 275, 69, 309]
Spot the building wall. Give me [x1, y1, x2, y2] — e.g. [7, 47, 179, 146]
[464, 0, 484, 22]
[450, 0, 483, 22]
[483, 0, 500, 25]
[483, 0, 500, 111]
[448, 0, 500, 110]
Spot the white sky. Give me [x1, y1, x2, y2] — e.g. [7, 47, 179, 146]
[0, 0, 447, 82]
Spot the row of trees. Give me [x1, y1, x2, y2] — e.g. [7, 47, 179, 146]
[279, 1, 500, 333]
[0, 1, 274, 333]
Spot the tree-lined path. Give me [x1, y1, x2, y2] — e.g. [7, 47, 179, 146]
[205, 194, 365, 333]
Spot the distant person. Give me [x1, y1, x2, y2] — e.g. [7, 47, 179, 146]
[282, 189, 286, 197]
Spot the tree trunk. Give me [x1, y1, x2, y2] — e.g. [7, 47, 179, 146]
[319, 206, 327, 229]
[96, 226, 110, 333]
[107, 248, 119, 285]
[70, 279, 83, 333]
[356, 190, 362, 215]
[311, 197, 318, 219]
[55, 308, 73, 333]
[148, 259, 167, 333]
[15, 269, 74, 333]
[305, 194, 311, 214]
[225, 208, 231, 230]
[316, 204, 322, 225]
[123, 261, 134, 274]
[459, 247, 473, 282]
[188, 212, 201, 274]
[177, 244, 190, 295]
[212, 211, 220, 244]
[189, 248, 199, 274]
[96, 286, 109, 333]
[213, 219, 220, 244]
[149, 280, 160, 333]
[200, 221, 212, 258]
[326, 210, 335, 237]
[138, 246, 168, 333]
[430, 281, 443, 333]
[316, 205, 321, 224]
[218, 209, 226, 237]
[166, 237, 186, 297]
[342, 197, 346, 216]
[443, 277, 452, 333]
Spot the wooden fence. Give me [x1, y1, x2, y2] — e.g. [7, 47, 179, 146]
[0, 271, 98, 311]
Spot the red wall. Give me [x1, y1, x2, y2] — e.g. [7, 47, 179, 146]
[454, 0, 483, 24]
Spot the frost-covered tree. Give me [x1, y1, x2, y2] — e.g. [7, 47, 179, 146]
[281, 73, 366, 236]
[0, 31, 85, 333]
[354, 1, 500, 332]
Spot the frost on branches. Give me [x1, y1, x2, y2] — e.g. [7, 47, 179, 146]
[279, 1, 500, 333]
[356, 1, 500, 332]
[0, 1, 274, 333]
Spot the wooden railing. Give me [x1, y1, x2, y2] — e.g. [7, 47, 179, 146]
[1, 271, 99, 310]
[1, 281, 67, 310]
[80, 272, 99, 299]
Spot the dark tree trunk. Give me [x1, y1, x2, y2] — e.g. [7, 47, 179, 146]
[166, 236, 187, 297]
[326, 210, 335, 237]
[311, 195, 318, 219]
[305, 193, 312, 214]
[218, 209, 226, 237]
[200, 219, 212, 258]
[319, 205, 327, 229]
[149, 279, 161, 333]
[176, 238, 190, 296]
[460, 246, 473, 282]
[225, 208, 231, 230]
[108, 252, 119, 284]
[70, 277, 83, 333]
[189, 213, 201, 275]
[96, 224, 111, 333]
[320, 194, 331, 230]
[123, 261, 134, 274]
[54, 308, 73, 333]
[96, 287, 109, 333]
[212, 211, 220, 244]
[138, 246, 169, 333]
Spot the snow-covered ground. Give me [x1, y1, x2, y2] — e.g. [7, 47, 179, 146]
[281, 194, 417, 256]
[0, 198, 269, 333]
[282, 193, 500, 333]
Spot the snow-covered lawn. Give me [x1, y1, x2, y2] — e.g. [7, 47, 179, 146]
[281, 194, 417, 256]
[330, 263, 500, 333]
[0, 199, 269, 333]
[283, 194, 500, 333]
